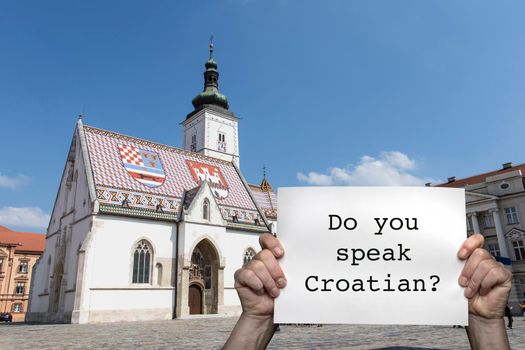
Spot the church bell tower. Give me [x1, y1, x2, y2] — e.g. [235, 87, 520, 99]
[182, 39, 240, 167]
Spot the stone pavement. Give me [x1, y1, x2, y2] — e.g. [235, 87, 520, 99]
[1, 316, 523, 349]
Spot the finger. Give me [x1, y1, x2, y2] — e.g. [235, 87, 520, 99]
[457, 234, 484, 260]
[246, 259, 281, 298]
[259, 233, 284, 258]
[479, 265, 512, 296]
[234, 268, 264, 295]
[464, 258, 495, 298]
[255, 249, 287, 288]
[459, 248, 493, 286]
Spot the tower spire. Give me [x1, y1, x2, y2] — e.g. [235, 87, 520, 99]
[260, 165, 273, 192]
[191, 37, 229, 111]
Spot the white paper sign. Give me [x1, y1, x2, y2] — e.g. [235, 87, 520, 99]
[274, 187, 468, 325]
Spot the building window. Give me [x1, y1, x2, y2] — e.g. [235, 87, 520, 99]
[0, 257, 4, 273]
[243, 248, 256, 265]
[12, 303, 22, 313]
[18, 261, 28, 273]
[466, 216, 473, 232]
[190, 134, 197, 152]
[15, 282, 25, 295]
[505, 207, 519, 225]
[487, 243, 500, 257]
[520, 279, 525, 299]
[203, 199, 210, 220]
[132, 240, 152, 284]
[513, 240, 525, 260]
[218, 132, 226, 152]
[482, 213, 494, 228]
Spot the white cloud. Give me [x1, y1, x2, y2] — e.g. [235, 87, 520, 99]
[297, 151, 438, 186]
[0, 207, 50, 229]
[0, 173, 30, 189]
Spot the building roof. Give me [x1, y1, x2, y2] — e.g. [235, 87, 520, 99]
[248, 179, 278, 219]
[83, 124, 266, 227]
[0, 226, 45, 253]
[438, 163, 525, 188]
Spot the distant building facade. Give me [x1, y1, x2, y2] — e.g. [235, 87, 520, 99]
[439, 162, 525, 308]
[0, 225, 45, 322]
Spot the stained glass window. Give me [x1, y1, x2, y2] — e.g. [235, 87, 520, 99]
[132, 240, 152, 284]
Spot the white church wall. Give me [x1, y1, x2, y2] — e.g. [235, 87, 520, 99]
[86, 215, 176, 321]
[222, 229, 261, 288]
[183, 111, 205, 152]
[28, 131, 95, 322]
[27, 234, 57, 313]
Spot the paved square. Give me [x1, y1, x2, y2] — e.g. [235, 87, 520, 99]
[1, 317, 523, 349]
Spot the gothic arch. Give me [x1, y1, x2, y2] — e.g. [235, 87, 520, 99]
[130, 238, 155, 285]
[188, 238, 220, 314]
[187, 235, 224, 268]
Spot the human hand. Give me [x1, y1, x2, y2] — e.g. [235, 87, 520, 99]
[234, 233, 287, 318]
[457, 234, 512, 319]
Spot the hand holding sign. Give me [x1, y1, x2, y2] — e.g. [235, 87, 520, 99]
[224, 187, 512, 350]
[225, 232, 511, 350]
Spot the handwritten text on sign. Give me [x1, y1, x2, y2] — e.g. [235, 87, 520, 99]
[274, 187, 467, 325]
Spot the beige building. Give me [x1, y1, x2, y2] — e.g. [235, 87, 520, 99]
[0, 225, 45, 322]
[439, 162, 525, 308]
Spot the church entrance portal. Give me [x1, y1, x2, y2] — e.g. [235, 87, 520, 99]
[188, 239, 219, 314]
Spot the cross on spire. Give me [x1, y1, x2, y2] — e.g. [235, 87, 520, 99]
[209, 35, 214, 61]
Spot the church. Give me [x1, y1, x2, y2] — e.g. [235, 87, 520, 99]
[26, 43, 278, 324]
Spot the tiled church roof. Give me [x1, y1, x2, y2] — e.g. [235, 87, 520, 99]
[248, 183, 277, 219]
[82, 124, 266, 228]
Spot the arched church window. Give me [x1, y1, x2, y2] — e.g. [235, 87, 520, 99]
[190, 134, 197, 152]
[217, 132, 226, 152]
[243, 247, 256, 265]
[132, 240, 152, 284]
[203, 199, 210, 220]
[190, 247, 212, 289]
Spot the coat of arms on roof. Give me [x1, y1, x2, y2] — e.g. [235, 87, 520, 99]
[118, 144, 166, 188]
[186, 160, 229, 199]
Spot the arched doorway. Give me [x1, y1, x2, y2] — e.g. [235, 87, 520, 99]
[189, 284, 203, 314]
[188, 239, 219, 314]
[49, 261, 64, 313]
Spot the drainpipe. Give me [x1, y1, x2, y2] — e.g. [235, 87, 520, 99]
[173, 220, 179, 319]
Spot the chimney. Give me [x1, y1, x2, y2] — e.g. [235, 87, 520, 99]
[447, 176, 456, 183]
[502, 162, 512, 169]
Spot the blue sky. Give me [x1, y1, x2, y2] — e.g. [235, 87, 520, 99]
[1, 1, 525, 230]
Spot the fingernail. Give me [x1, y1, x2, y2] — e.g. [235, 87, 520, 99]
[464, 287, 472, 298]
[274, 247, 283, 257]
[271, 287, 280, 298]
[277, 278, 287, 288]
[458, 276, 468, 286]
[459, 249, 468, 259]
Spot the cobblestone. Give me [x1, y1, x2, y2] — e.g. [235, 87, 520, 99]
[0, 316, 523, 349]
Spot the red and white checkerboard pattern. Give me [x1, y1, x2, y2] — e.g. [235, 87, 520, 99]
[84, 125, 257, 210]
[119, 144, 144, 166]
